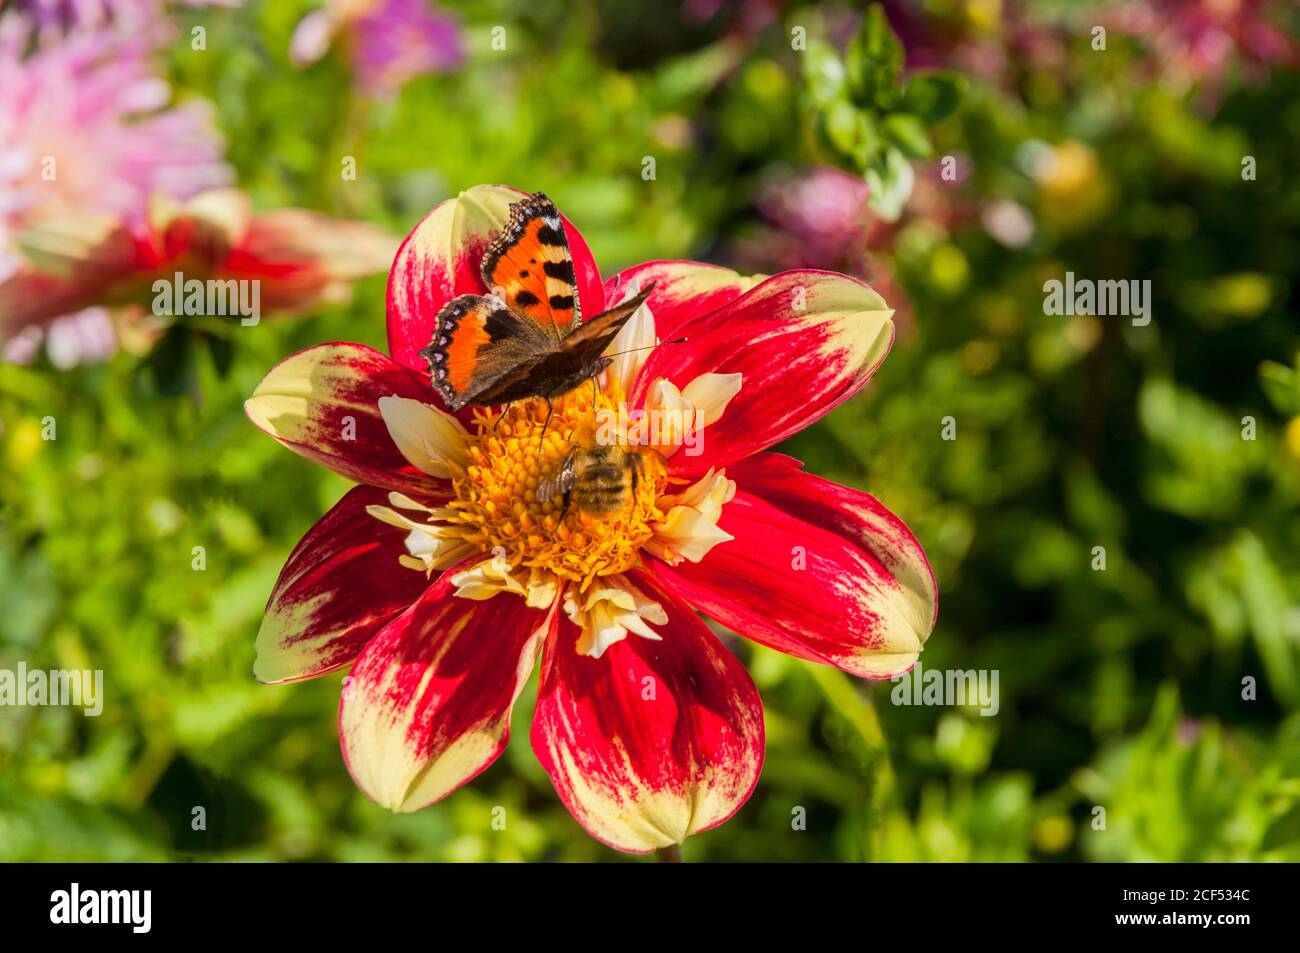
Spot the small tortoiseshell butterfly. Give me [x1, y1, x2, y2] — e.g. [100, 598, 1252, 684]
[419, 192, 654, 412]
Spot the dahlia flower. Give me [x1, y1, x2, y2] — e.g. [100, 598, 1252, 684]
[0, 189, 398, 344]
[289, 0, 464, 97]
[245, 184, 937, 853]
[0, 18, 231, 281]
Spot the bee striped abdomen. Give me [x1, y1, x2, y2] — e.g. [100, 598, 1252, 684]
[574, 461, 628, 515]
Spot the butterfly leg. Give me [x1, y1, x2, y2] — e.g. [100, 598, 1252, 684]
[588, 375, 601, 435]
[492, 402, 513, 433]
[537, 398, 555, 461]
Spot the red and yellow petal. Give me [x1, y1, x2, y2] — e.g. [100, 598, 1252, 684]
[339, 569, 554, 813]
[531, 570, 764, 853]
[602, 260, 761, 341]
[653, 453, 936, 679]
[254, 485, 435, 684]
[628, 270, 894, 478]
[385, 184, 604, 376]
[244, 342, 450, 497]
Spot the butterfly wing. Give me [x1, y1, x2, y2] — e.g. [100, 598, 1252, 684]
[479, 192, 581, 341]
[551, 282, 656, 365]
[419, 294, 555, 411]
[473, 283, 654, 404]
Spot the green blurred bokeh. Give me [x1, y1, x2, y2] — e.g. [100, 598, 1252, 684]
[2, 0, 1299, 861]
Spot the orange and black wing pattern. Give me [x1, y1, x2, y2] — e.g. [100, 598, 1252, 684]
[551, 282, 655, 366]
[419, 293, 554, 411]
[479, 192, 581, 340]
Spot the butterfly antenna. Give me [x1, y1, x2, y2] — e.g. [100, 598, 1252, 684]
[603, 337, 687, 360]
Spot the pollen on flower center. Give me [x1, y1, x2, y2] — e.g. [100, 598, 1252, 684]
[449, 388, 667, 590]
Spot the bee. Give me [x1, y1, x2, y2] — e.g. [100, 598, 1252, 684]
[536, 443, 661, 517]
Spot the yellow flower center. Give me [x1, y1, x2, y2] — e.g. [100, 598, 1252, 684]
[449, 386, 667, 590]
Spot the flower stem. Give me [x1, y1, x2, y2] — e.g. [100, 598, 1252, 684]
[656, 845, 682, 863]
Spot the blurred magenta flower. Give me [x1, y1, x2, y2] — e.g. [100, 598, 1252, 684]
[0, 18, 231, 283]
[681, 0, 779, 37]
[880, 1, 1068, 90]
[1097, 0, 1298, 88]
[758, 165, 871, 267]
[6, 0, 240, 48]
[290, 0, 465, 97]
[736, 159, 991, 338]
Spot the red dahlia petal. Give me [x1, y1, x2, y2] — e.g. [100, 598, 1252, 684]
[653, 453, 937, 679]
[531, 569, 764, 853]
[244, 342, 451, 497]
[339, 568, 554, 813]
[602, 260, 759, 341]
[254, 485, 438, 684]
[629, 270, 895, 478]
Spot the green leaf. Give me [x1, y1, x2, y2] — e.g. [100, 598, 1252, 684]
[803, 40, 847, 108]
[1230, 533, 1300, 706]
[824, 99, 861, 156]
[1259, 360, 1300, 415]
[853, 111, 883, 166]
[845, 4, 903, 104]
[883, 112, 933, 159]
[138, 325, 198, 398]
[866, 147, 914, 221]
[806, 663, 886, 760]
[1262, 804, 1300, 852]
[902, 71, 966, 124]
[822, 102, 882, 167]
[205, 333, 235, 379]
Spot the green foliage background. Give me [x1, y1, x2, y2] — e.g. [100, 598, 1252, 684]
[2, 0, 1299, 861]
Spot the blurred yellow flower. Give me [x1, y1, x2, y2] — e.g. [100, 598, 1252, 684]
[1036, 141, 1115, 234]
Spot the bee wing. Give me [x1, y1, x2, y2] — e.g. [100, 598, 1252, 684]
[537, 449, 578, 504]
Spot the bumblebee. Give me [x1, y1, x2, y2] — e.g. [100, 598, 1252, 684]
[536, 443, 659, 517]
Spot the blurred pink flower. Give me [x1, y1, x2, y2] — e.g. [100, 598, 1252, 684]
[290, 0, 465, 97]
[880, 0, 1069, 90]
[744, 162, 975, 268]
[731, 166, 909, 334]
[1097, 0, 1298, 89]
[757, 165, 870, 267]
[7, 0, 239, 44]
[3, 306, 116, 368]
[681, 0, 780, 38]
[0, 18, 231, 283]
[0, 15, 230, 364]
[734, 161, 992, 338]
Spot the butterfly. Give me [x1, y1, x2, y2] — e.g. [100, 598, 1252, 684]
[418, 192, 654, 415]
